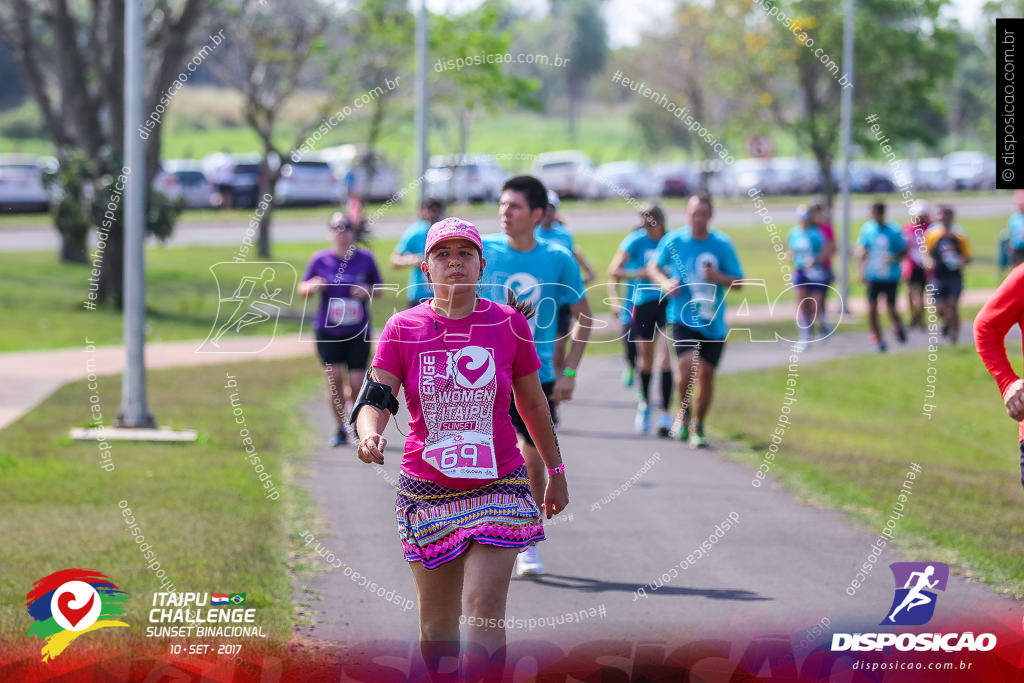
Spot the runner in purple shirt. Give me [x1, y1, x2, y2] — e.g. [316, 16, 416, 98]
[299, 212, 383, 446]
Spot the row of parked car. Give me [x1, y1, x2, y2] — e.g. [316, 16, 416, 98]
[0, 145, 403, 213]
[0, 148, 1001, 214]
[525, 150, 999, 201]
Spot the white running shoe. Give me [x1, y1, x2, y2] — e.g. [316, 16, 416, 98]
[634, 400, 651, 433]
[515, 546, 545, 576]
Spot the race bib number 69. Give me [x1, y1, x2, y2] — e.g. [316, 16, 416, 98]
[423, 432, 497, 479]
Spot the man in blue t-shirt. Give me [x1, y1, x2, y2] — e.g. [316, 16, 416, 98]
[536, 189, 596, 377]
[479, 175, 593, 578]
[856, 202, 908, 352]
[391, 198, 445, 308]
[647, 194, 743, 448]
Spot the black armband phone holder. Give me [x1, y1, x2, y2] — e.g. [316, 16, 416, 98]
[350, 370, 399, 424]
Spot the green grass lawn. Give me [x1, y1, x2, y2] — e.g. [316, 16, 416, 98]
[713, 344, 1024, 596]
[0, 213, 1011, 352]
[0, 357, 327, 651]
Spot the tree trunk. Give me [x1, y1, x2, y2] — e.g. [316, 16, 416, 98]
[60, 232, 88, 263]
[97, 229, 124, 308]
[258, 168, 278, 260]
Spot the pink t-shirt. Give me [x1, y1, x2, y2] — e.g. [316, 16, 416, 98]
[371, 298, 542, 490]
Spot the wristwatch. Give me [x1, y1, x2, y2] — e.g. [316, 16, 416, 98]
[547, 463, 566, 476]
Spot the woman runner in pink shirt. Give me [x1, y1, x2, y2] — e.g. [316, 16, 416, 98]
[354, 217, 569, 678]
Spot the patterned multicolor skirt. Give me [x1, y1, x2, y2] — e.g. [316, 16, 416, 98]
[396, 465, 545, 569]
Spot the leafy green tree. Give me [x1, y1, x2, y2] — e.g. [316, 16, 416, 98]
[557, 0, 608, 140]
[430, 1, 541, 158]
[730, 0, 956, 211]
[0, 0, 208, 307]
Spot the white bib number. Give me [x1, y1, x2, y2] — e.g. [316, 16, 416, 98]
[423, 432, 497, 479]
[326, 297, 363, 327]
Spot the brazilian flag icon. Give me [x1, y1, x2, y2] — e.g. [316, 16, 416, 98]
[229, 593, 246, 605]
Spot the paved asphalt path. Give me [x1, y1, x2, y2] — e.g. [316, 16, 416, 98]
[0, 194, 1013, 251]
[293, 330, 1021, 653]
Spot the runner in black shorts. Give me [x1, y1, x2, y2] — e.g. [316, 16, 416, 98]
[299, 212, 383, 446]
[925, 206, 971, 343]
[608, 204, 674, 435]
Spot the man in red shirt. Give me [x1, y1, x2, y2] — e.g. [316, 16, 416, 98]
[974, 263, 1024, 488]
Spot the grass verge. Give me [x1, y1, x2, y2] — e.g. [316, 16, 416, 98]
[0, 356, 325, 649]
[712, 344, 1024, 596]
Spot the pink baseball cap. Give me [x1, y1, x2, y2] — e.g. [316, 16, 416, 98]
[424, 217, 483, 254]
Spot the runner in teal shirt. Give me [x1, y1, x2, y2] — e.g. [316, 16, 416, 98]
[391, 198, 445, 307]
[856, 202, 907, 352]
[647, 194, 743, 448]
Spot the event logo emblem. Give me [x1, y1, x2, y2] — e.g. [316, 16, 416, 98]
[199, 262, 297, 353]
[503, 272, 541, 306]
[881, 562, 949, 626]
[450, 346, 496, 389]
[26, 569, 129, 661]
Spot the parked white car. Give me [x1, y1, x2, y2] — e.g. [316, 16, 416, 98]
[153, 159, 216, 209]
[532, 150, 594, 199]
[275, 160, 343, 206]
[315, 145, 400, 202]
[911, 158, 952, 192]
[425, 154, 509, 204]
[944, 151, 996, 191]
[0, 154, 51, 213]
[585, 161, 659, 200]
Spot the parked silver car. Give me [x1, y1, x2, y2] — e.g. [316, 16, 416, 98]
[153, 160, 217, 209]
[425, 154, 508, 204]
[0, 154, 52, 213]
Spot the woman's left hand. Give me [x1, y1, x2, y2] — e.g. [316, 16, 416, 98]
[542, 475, 569, 519]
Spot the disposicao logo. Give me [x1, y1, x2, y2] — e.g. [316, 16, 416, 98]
[831, 561, 996, 653]
[881, 562, 948, 626]
[26, 569, 129, 661]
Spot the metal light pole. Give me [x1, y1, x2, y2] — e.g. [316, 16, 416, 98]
[838, 0, 855, 313]
[414, 0, 428, 204]
[116, 0, 155, 428]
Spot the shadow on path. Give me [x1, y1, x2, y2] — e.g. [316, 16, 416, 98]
[522, 573, 773, 603]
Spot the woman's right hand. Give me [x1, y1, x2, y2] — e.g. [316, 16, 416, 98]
[357, 432, 386, 464]
[542, 475, 569, 519]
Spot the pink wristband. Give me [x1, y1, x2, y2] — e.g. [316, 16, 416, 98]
[547, 463, 565, 475]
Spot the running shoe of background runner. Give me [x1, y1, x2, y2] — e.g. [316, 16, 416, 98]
[689, 424, 709, 448]
[515, 546, 545, 576]
[622, 367, 635, 387]
[329, 427, 348, 447]
[671, 408, 691, 441]
[657, 413, 672, 437]
[634, 400, 651, 433]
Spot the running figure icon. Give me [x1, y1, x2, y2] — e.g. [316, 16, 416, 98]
[880, 561, 949, 626]
[885, 565, 938, 623]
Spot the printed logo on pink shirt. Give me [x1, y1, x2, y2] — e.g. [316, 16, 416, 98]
[419, 346, 499, 479]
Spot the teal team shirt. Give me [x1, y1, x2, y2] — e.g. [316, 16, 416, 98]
[479, 233, 585, 384]
[653, 226, 743, 341]
[1008, 212, 1024, 249]
[787, 225, 827, 278]
[395, 219, 432, 302]
[619, 229, 663, 307]
[856, 220, 905, 282]
[534, 221, 574, 253]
